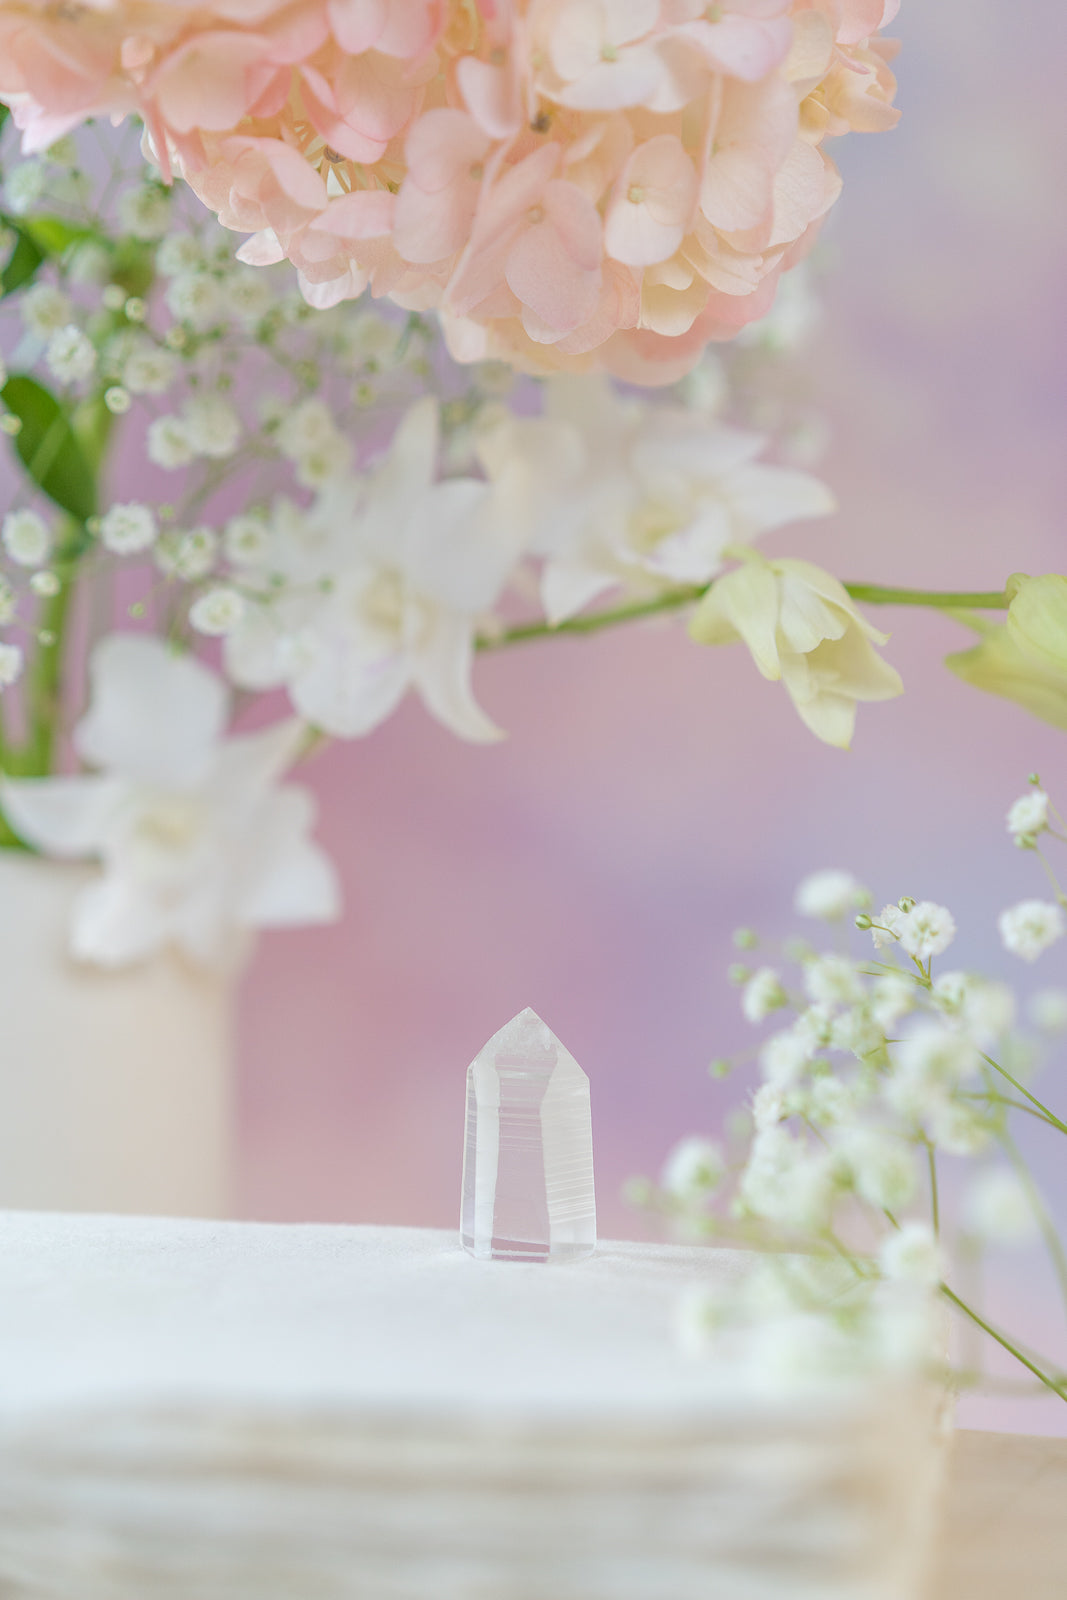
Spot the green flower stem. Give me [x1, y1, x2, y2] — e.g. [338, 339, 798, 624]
[940, 1284, 1067, 1405]
[981, 1053, 1067, 1138]
[476, 586, 706, 651]
[927, 1142, 941, 1238]
[844, 585, 1008, 610]
[999, 1126, 1067, 1325]
[476, 583, 1009, 653]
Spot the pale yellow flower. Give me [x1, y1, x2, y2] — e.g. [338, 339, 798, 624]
[1005, 572, 1067, 674]
[946, 616, 1067, 731]
[689, 555, 903, 748]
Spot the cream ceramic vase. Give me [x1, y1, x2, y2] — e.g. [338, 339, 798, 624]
[0, 850, 233, 1216]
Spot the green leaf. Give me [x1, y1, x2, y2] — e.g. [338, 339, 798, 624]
[0, 223, 44, 297]
[20, 215, 93, 257]
[1, 374, 96, 521]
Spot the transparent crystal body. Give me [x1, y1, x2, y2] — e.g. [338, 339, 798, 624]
[461, 1008, 596, 1263]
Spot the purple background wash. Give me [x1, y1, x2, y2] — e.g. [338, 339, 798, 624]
[234, 0, 1067, 1432]
[224, 0, 1067, 1433]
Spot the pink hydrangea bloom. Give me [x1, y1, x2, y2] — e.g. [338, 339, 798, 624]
[0, 0, 901, 383]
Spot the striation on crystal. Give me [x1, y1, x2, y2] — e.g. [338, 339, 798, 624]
[461, 1008, 596, 1263]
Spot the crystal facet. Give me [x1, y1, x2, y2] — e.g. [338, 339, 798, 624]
[461, 1008, 596, 1263]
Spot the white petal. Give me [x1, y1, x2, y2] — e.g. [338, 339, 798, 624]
[412, 613, 503, 743]
[541, 559, 618, 625]
[0, 774, 124, 858]
[223, 603, 292, 691]
[290, 629, 409, 738]
[208, 719, 308, 811]
[234, 787, 342, 927]
[69, 873, 170, 968]
[724, 464, 836, 535]
[405, 479, 521, 612]
[75, 634, 228, 789]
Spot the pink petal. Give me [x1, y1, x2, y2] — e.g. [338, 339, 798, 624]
[543, 179, 603, 271]
[327, 0, 385, 52]
[151, 34, 272, 135]
[316, 188, 397, 239]
[678, 15, 793, 81]
[506, 218, 601, 334]
[405, 108, 489, 193]
[456, 54, 523, 139]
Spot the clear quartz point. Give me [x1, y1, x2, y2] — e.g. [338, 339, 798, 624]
[461, 1007, 596, 1263]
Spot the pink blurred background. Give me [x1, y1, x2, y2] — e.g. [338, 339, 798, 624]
[228, 0, 1067, 1433]
[0, 0, 1060, 1435]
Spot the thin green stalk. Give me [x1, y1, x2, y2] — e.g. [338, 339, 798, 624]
[926, 1142, 940, 1238]
[999, 1126, 1067, 1325]
[982, 1053, 1067, 1138]
[476, 582, 1009, 653]
[940, 1284, 1067, 1404]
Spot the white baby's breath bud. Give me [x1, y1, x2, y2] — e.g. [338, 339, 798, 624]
[0, 642, 24, 687]
[276, 398, 341, 461]
[794, 870, 869, 921]
[804, 954, 864, 1007]
[830, 1006, 883, 1060]
[124, 296, 147, 323]
[146, 414, 194, 470]
[117, 184, 172, 241]
[870, 903, 906, 949]
[751, 1082, 789, 1130]
[45, 324, 96, 384]
[29, 570, 60, 597]
[2, 508, 52, 567]
[223, 512, 270, 566]
[4, 160, 46, 216]
[67, 240, 111, 286]
[182, 395, 241, 459]
[156, 233, 204, 277]
[101, 284, 127, 311]
[879, 1223, 942, 1288]
[104, 386, 131, 415]
[0, 415, 22, 436]
[759, 1028, 811, 1087]
[895, 1023, 980, 1093]
[999, 900, 1066, 962]
[99, 502, 158, 555]
[1007, 790, 1049, 842]
[964, 1169, 1037, 1244]
[0, 575, 16, 624]
[156, 526, 218, 581]
[20, 283, 72, 338]
[660, 1137, 724, 1200]
[733, 927, 759, 950]
[871, 974, 915, 1030]
[1029, 990, 1067, 1034]
[803, 1074, 854, 1127]
[122, 340, 178, 395]
[190, 586, 245, 636]
[224, 268, 274, 323]
[897, 902, 956, 962]
[741, 967, 788, 1024]
[926, 1099, 992, 1158]
[795, 1002, 836, 1054]
[166, 271, 224, 331]
[837, 1129, 916, 1212]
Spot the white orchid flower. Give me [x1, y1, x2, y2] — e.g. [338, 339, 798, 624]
[689, 554, 903, 748]
[226, 398, 522, 742]
[0, 634, 340, 969]
[479, 375, 835, 625]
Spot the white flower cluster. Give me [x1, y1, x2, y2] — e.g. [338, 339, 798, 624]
[646, 797, 1067, 1395]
